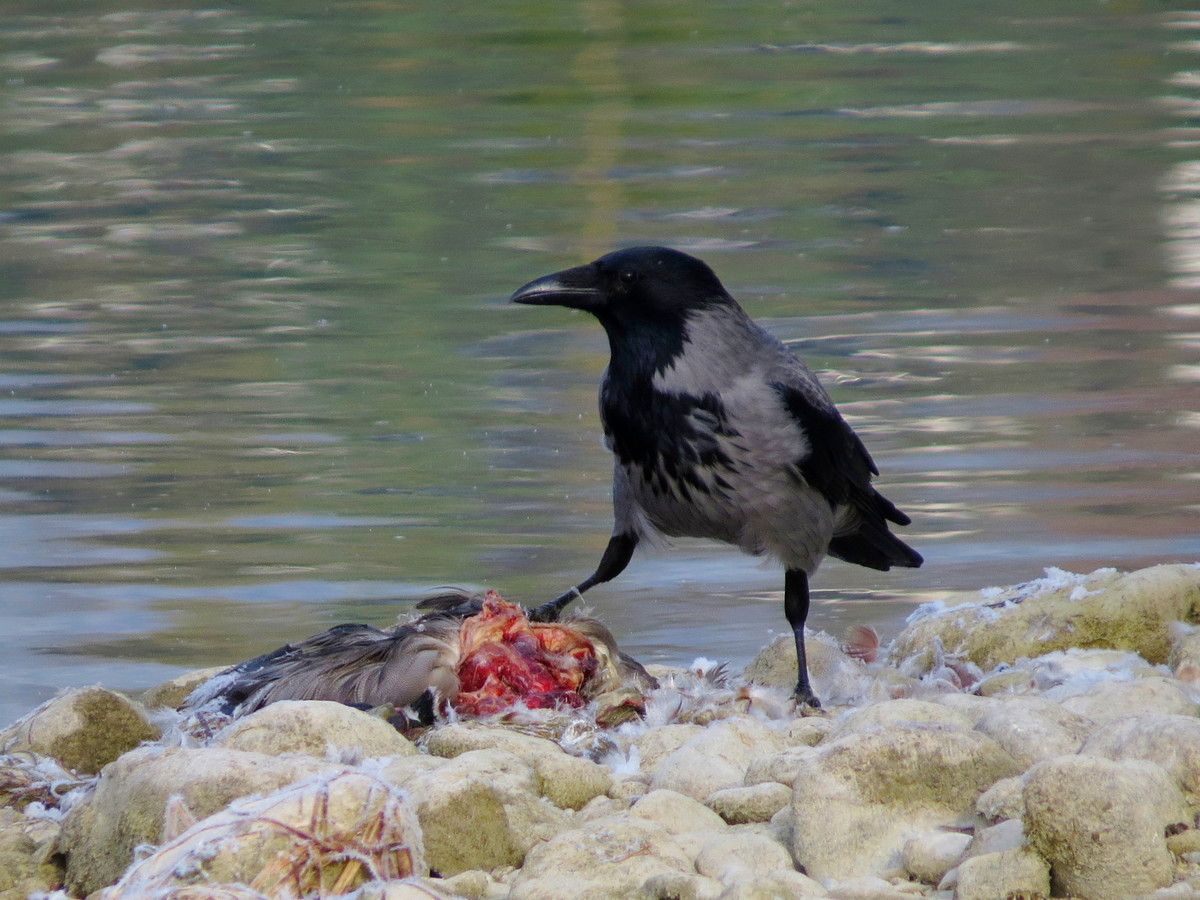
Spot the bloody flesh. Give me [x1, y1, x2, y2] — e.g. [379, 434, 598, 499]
[453, 591, 600, 716]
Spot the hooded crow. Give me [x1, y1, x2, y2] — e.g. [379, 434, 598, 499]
[510, 246, 922, 706]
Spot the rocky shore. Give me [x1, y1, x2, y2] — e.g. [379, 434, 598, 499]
[2, 562, 1200, 900]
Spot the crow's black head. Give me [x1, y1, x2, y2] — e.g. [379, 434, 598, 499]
[510, 246, 732, 330]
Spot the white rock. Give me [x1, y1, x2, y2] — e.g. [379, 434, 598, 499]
[1023, 754, 1185, 900]
[630, 788, 728, 835]
[976, 777, 1024, 822]
[714, 869, 825, 899]
[901, 830, 971, 884]
[1058, 675, 1198, 724]
[644, 871, 725, 900]
[0, 686, 159, 775]
[140, 666, 227, 709]
[693, 831, 793, 885]
[649, 717, 786, 801]
[743, 745, 821, 787]
[57, 746, 334, 895]
[359, 882, 469, 900]
[1137, 884, 1200, 900]
[607, 772, 650, 801]
[422, 722, 611, 808]
[823, 875, 918, 900]
[215, 699, 418, 759]
[1081, 713, 1200, 806]
[633, 723, 705, 775]
[705, 781, 793, 824]
[103, 770, 425, 896]
[574, 794, 632, 826]
[780, 716, 834, 746]
[380, 754, 448, 783]
[827, 698, 974, 740]
[971, 695, 1090, 767]
[953, 847, 1050, 900]
[890, 564, 1200, 674]
[929, 692, 995, 723]
[744, 630, 873, 704]
[399, 749, 569, 876]
[509, 817, 693, 899]
[964, 817, 1024, 857]
[791, 723, 1020, 880]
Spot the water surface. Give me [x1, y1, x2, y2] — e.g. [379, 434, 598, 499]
[1, 1, 1198, 724]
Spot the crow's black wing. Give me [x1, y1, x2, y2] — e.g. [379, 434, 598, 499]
[772, 381, 922, 571]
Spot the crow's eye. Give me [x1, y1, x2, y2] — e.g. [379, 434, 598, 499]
[618, 269, 639, 286]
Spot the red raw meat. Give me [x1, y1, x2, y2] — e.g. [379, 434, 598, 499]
[453, 591, 600, 716]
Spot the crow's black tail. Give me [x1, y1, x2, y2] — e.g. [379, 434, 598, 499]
[829, 488, 923, 572]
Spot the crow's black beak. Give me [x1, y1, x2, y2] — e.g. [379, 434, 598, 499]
[510, 263, 605, 311]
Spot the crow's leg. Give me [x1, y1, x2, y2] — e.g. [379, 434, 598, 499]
[784, 568, 821, 708]
[528, 532, 639, 622]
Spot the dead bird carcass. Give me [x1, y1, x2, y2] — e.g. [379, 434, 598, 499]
[185, 591, 655, 730]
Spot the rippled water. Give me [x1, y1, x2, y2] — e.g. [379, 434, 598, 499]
[0, 1, 1198, 724]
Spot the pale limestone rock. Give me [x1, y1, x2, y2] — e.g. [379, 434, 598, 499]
[0, 809, 60, 899]
[0, 686, 159, 774]
[1169, 624, 1200, 683]
[928, 692, 995, 723]
[971, 694, 1092, 768]
[791, 722, 1021, 880]
[423, 722, 563, 759]
[358, 881, 472, 900]
[633, 723, 705, 775]
[743, 745, 820, 787]
[1082, 713, 1200, 806]
[780, 716, 833, 746]
[712, 869, 825, 899]
[607, 772, 650, 801]
[508, 816, 693, 900]
[1058, 675, 1198, 724]
[889, 564, 1200, 674]
[1023, 754, 1185, 900]
[398, 748, 569, 876]
[975, 669, 1036, 696]
[976, 777, 1024, 822]
[705, 781, 793, 824]
[380, 753, 448, 784]
[1167, 827, 1200, 857]
[649, 717, 786, 801]
[768, 803, 794, 844]
[532, 751, 613, 810]
[114, 886, 268, 900]
[422, 721, 611, 810]
[1137, 885, 1200, 900]
[431, 868, 508, 900]
[744, 630, 872, 703]
[103, 770, 425, 897]
[953, 848, 1050, 900]
[139, 666, 227, 710]
[630, 788, 727, 835]
[57, 745, 332, 895]
[574, 794, 632, 825]
[964, 817, 1024, 858]
[827, 698, 973, 740]
[215, 700, 418, 759]
[901, 830, 971, 884]
[823, 875, 920, 900]
[693, 830, 792, 885]
[644, 871, 725, 900]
